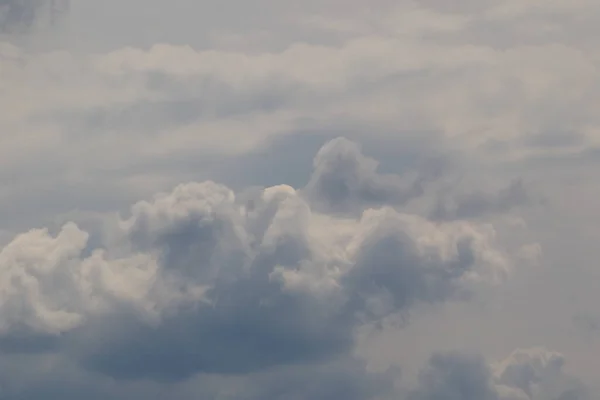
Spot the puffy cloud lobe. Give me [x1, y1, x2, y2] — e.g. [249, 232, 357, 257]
[494, 348, 565, 398]
[77, 185, 509, 380]
[408, 348, 589, 400]
[340, 208, 511, 320]
[0, 222, 207, 336]
[0, 139, 513, 383]
[121, 180, 249, 283]
[302, 137, 441, 215]
[301, 137, 530, 222]
[492, 348, 590, 400]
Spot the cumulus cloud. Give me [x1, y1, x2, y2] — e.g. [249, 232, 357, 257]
[0, 353, 396, 400]
[303, 137, 442, 215]
[0, 221, 207, 336]
[408, 352, 498, 400]
[408, 348, 589, 400]
[300, 137, 533, 221]
[0, 138, 521, 397]
[493, 347, 565, 398]
[89, 169, 515, 381]
[0, 0, 40, 33]
[0, 0, 598, 398]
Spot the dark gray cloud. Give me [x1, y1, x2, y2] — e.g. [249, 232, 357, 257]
[0, 0, 68, 34]
[303, 137, 443, 215]
[68, 176, 492, 381]
[0, 347, 588, 400]
[407, 349, 590, 400]
[299, 136, 529, 222]
[408, 353, 498, 400]
[0, 353, 395, 400]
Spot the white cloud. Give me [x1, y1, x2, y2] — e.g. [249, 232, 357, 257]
[493, 347, 565, 399]
[0, 222, 208, 335]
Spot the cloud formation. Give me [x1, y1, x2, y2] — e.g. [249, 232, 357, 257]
[1, 0, 599, 398]
[303, 137, 442, 214]
[410, 348, 589, 400]
[0, 138, 525, 397]
[1, 156, 510, 377]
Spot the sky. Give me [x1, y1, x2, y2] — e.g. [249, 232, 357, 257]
[0, 0, 598, 399]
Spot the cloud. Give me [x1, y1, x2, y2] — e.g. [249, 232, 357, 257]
[0, 138, 519, 397]
[408, 352, 498, 400]
[302, 137, 442, 215]
[408, 348, 589, 400]
[431, 179, 531, 220]
[0, 1, 599, 398]
[493, 347, 565, 398]
[0, 0, 41, 33]
[300, 137, 533, 221]
[76, 183, 507, 381]
[0, 221, 207, 336]
[0, 0, 596, 239]
[1, 0, 597, 188]
[0, 0, 68, 34]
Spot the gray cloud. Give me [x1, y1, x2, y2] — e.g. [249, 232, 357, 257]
[0, 353, 395, 400]
[67, 177, 504, 381]
[0, 139, 515, 398]
[303, 137, 443, 215]
[0, 0, 599, 398]
[408, 352, 498, 400]
[408, 348, 589, 400]
[431, 179, 531, 220]
[0, 0, 68, 34]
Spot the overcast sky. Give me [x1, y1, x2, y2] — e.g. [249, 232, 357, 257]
[0, 1, 598, 399]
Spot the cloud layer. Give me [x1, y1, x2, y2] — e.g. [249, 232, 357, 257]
[1, 0, 600, 398]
